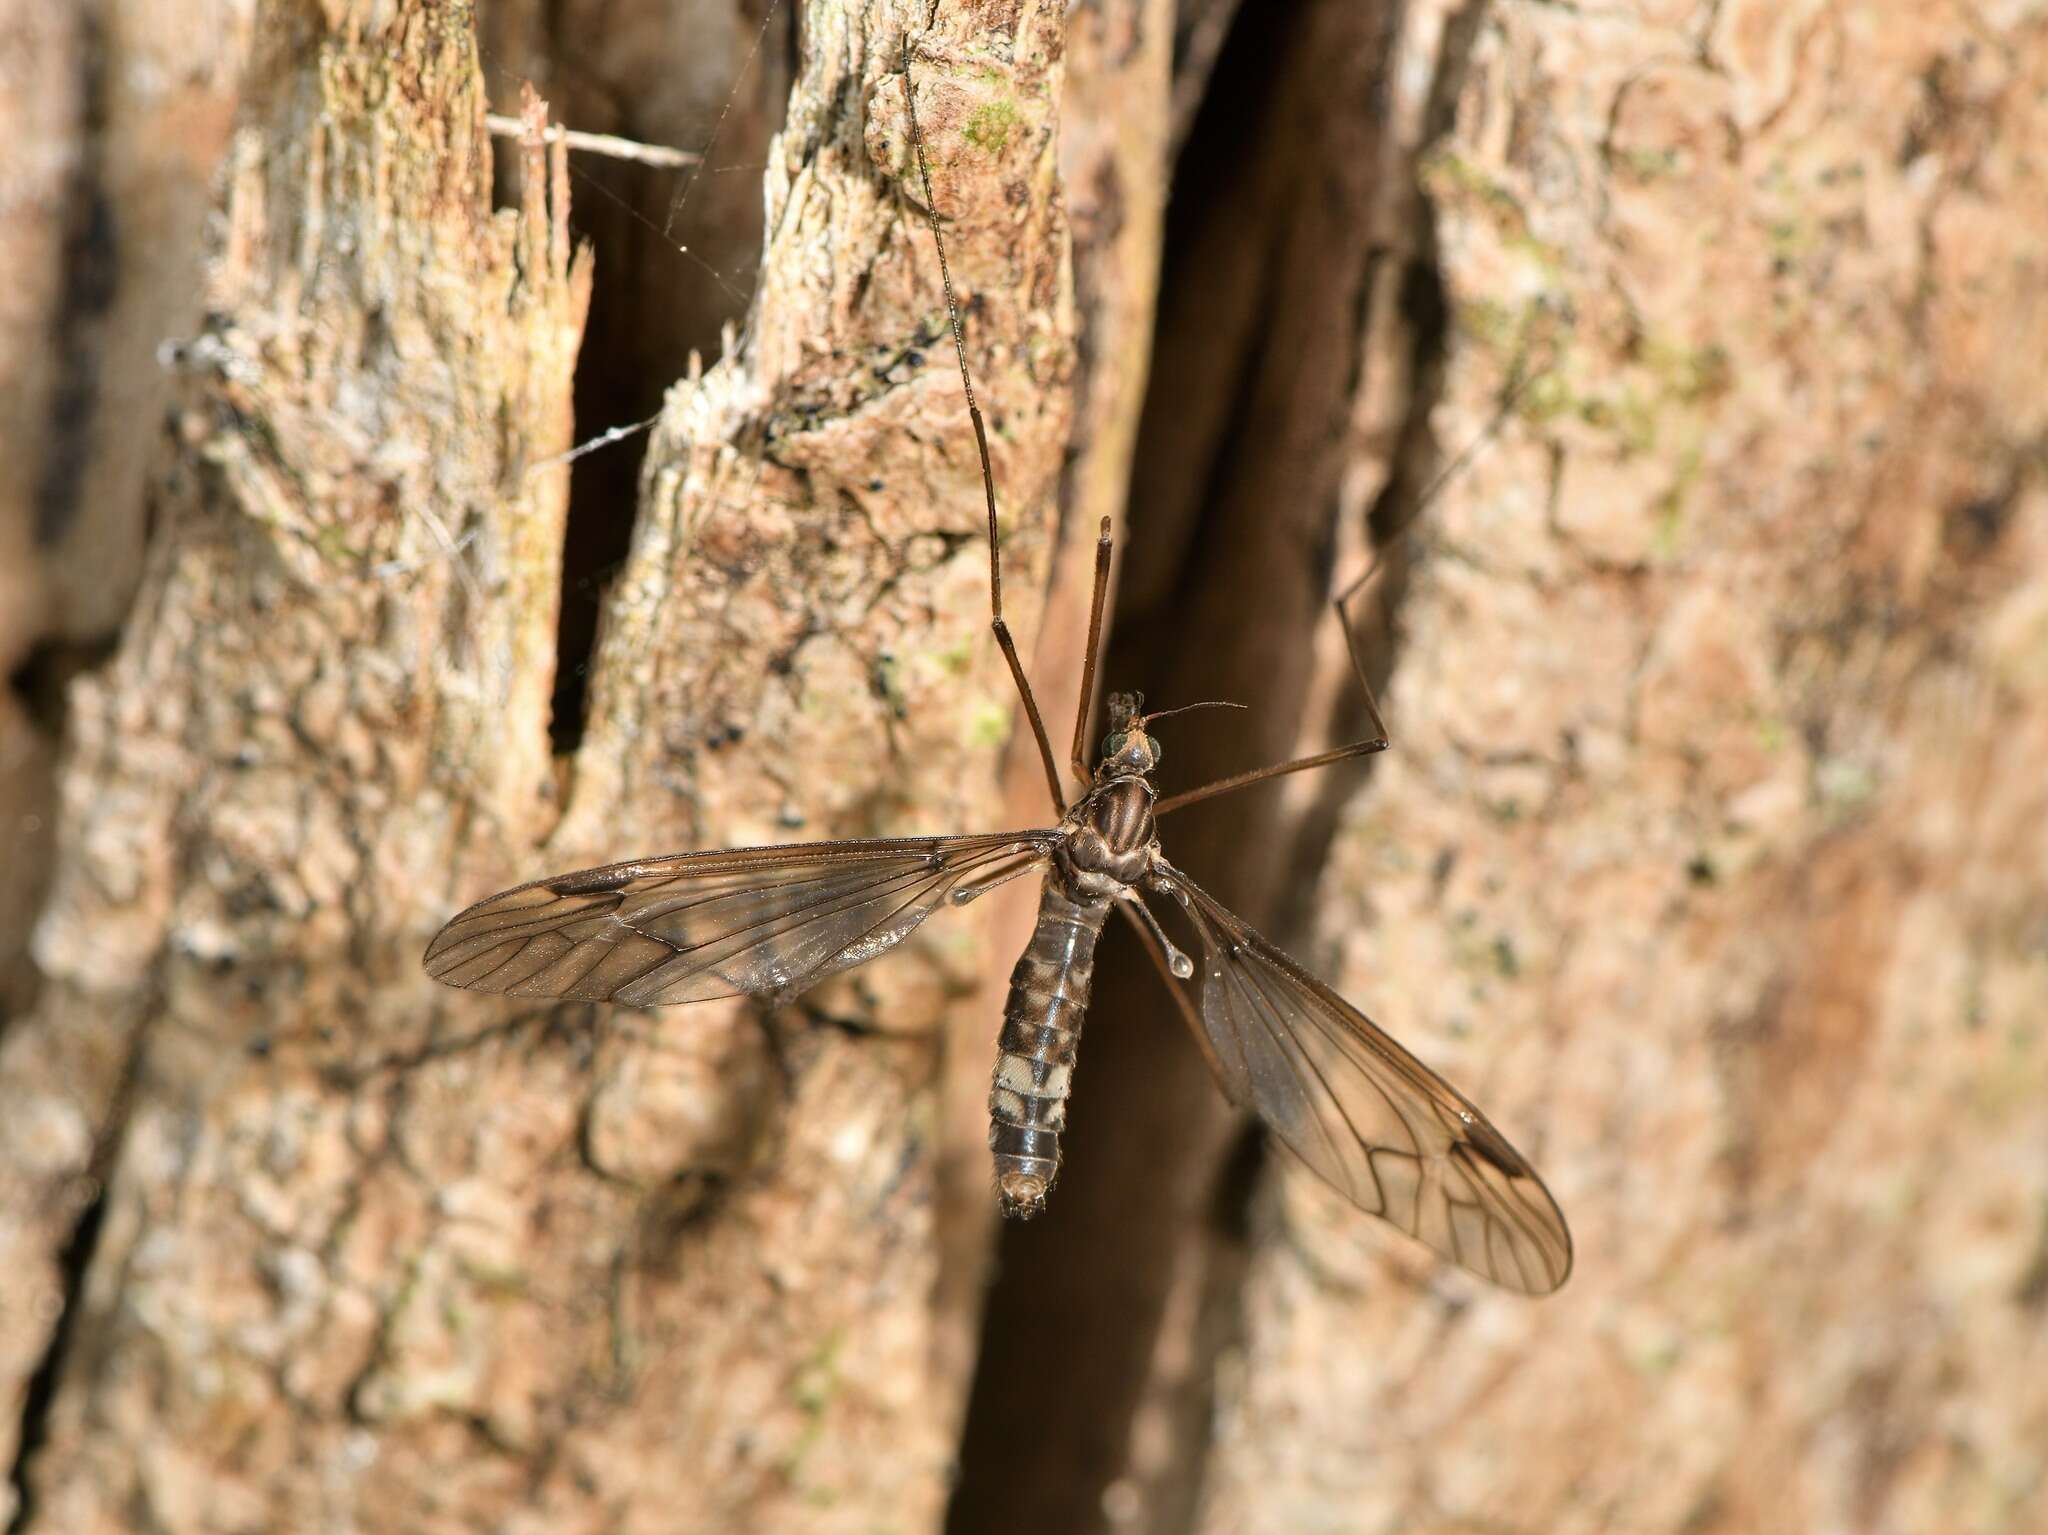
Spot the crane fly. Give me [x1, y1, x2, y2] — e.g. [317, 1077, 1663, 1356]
[424, 43, 1572, 1296]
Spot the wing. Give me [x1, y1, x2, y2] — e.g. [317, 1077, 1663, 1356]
[1156, 867, 1572, 1295]
[425, 832, 1058, 1007]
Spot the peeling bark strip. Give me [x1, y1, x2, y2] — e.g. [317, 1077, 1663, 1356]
[3, 0, 1077, 1530]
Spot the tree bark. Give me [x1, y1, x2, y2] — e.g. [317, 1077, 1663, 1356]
[0, 0, 253, 1510]
[4, 0, 591, 1522]
[8, 0, 2046, 1532]
[1, 0, 1086, 1529]
[0, 0, 249, 1008]
[1192, 3, 2048, 1533]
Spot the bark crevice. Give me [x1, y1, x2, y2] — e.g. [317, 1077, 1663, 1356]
[4, 1035, 139, 1535]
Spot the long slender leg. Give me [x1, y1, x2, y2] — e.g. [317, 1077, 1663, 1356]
[902, 45, 1066, 815]
[1115, 902, 1235, 1096]
[1152, 576, 1390, 817]
[1069, 517, 1114, 788]
[1152, 367, 1542, 818]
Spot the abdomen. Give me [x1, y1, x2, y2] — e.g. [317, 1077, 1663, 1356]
[990, 877, 1110, 1216]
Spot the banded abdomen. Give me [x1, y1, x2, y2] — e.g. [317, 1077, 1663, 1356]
[989, 878, 1111, 1216]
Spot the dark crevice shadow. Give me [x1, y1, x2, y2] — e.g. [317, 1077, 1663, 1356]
[947, 0, 1475, 1528]
[478, 7, 792, 756]
[949, 4, 1401, 1532]
[4, 1190, 105, 1534]
[34, 5, 116, 549]
[6, 1038, 141, 1534]
[545, 133, 723, 757]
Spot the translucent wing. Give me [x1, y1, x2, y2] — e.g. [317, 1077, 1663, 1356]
[1157, 866, 1572, 1294]
[425, 833, 1057, 1007]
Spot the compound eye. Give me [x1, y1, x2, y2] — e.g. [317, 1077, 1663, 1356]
[1102, 731, 1127, 760]
[1143, 734, 1161, 765]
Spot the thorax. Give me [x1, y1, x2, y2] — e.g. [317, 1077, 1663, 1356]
[1056, 773, 1157, 896]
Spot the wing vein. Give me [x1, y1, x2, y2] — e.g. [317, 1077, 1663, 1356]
[426, 832, 1057, 1007]
[1156, 866, 1572, 1294]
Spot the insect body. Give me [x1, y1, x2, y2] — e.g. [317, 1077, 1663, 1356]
[989, 698, 1164, 1216]
[424, 41, 1572, 1295]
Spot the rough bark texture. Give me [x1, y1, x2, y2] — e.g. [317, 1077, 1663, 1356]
[0, 0, 250, 1008]
[501, 0, 1078, 1524]
[4, 1, 592, 1523]
[7, 0, 2045, 1531]
[0, 0, 1078, 1530]
[1193, 3, 2048, 1534]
